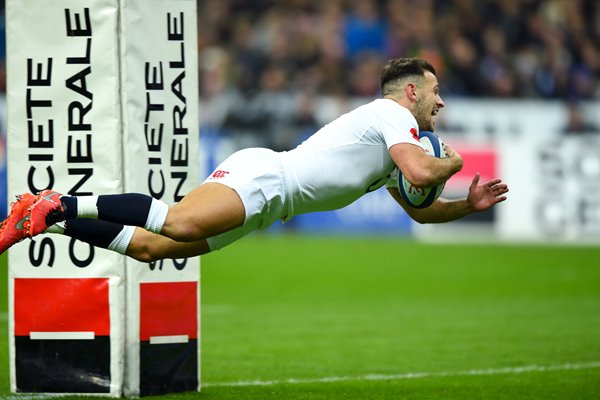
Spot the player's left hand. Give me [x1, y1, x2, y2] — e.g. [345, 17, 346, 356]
[467, 173, 509, 211]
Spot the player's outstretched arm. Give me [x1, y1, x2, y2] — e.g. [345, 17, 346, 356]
[388, 173, 509, 224]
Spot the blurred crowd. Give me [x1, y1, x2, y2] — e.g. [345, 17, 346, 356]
[0, 1, 599, 152]
[198, 0, 600, 149]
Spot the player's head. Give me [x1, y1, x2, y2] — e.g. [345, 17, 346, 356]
[380, 57, 444, 131]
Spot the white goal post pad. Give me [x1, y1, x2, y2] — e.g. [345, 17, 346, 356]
[6, 0, 125, 395]
[6, 0, 200, 396]
[119, 0, 200, 397]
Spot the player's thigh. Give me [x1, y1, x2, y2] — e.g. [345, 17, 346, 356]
[164, 182, 245, 239]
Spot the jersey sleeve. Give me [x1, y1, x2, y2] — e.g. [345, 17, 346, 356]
[377, 101, 422, 150]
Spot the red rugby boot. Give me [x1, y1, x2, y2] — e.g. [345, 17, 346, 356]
[27, 190, 66, 237]
[0, 193, 37, 254]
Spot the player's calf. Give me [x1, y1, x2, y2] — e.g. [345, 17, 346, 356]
[60, 193, 169, 234]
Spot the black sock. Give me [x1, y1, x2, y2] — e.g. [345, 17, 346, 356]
[96, 193, 153, 226]
[61, 196, 78, 219]
[64, 219, 124, 249]
[61, 193, 154, 226]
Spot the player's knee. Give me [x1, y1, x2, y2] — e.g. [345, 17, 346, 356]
[164, 210, 209, 242]
[131, 250, 157, 263]
[168, 225, 200, 242]
[167, 219, 212, 242]
[127, 242, 160, 263]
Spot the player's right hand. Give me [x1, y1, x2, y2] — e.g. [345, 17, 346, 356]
[443, 143, 463, 171]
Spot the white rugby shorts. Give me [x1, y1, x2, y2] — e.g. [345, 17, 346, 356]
[203, 147, 288, 251]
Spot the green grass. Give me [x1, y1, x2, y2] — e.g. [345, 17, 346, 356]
[2, 235, 600, 399]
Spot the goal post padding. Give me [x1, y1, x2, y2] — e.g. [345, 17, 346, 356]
[6, 0, 200, 396]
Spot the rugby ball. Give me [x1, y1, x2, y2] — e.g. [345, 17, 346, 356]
[398, 131, 447, 208]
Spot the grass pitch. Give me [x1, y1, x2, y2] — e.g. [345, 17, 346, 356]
[1, 235, 600, 399]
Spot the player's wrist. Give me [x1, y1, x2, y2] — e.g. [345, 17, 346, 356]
[449, 153, 463, 173]
[464, 193, 479, 213]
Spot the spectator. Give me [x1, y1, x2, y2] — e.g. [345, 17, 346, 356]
[195, 0, 600, 146]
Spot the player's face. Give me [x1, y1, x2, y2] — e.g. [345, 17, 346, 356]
[414, 71, 445, 132]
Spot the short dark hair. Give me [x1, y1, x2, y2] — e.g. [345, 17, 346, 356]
[380, 58, 436, 95]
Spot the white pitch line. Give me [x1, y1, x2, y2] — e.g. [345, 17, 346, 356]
[201, 360, 600, 388]
[0, 361, 598, 397]
[0, 395, 63, 400]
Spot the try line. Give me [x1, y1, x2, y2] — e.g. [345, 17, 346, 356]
[202, 360, 600, 388]
[0, 360, 598, 399]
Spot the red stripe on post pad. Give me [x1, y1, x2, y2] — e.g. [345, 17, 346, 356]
[14, 278, 110, 336]
[140, 282, 198, 342]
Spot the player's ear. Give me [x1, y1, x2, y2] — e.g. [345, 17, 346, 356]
[405, 82, 417, 101]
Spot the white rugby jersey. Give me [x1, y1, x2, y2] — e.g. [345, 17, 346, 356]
[279, 98, 422, 219]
